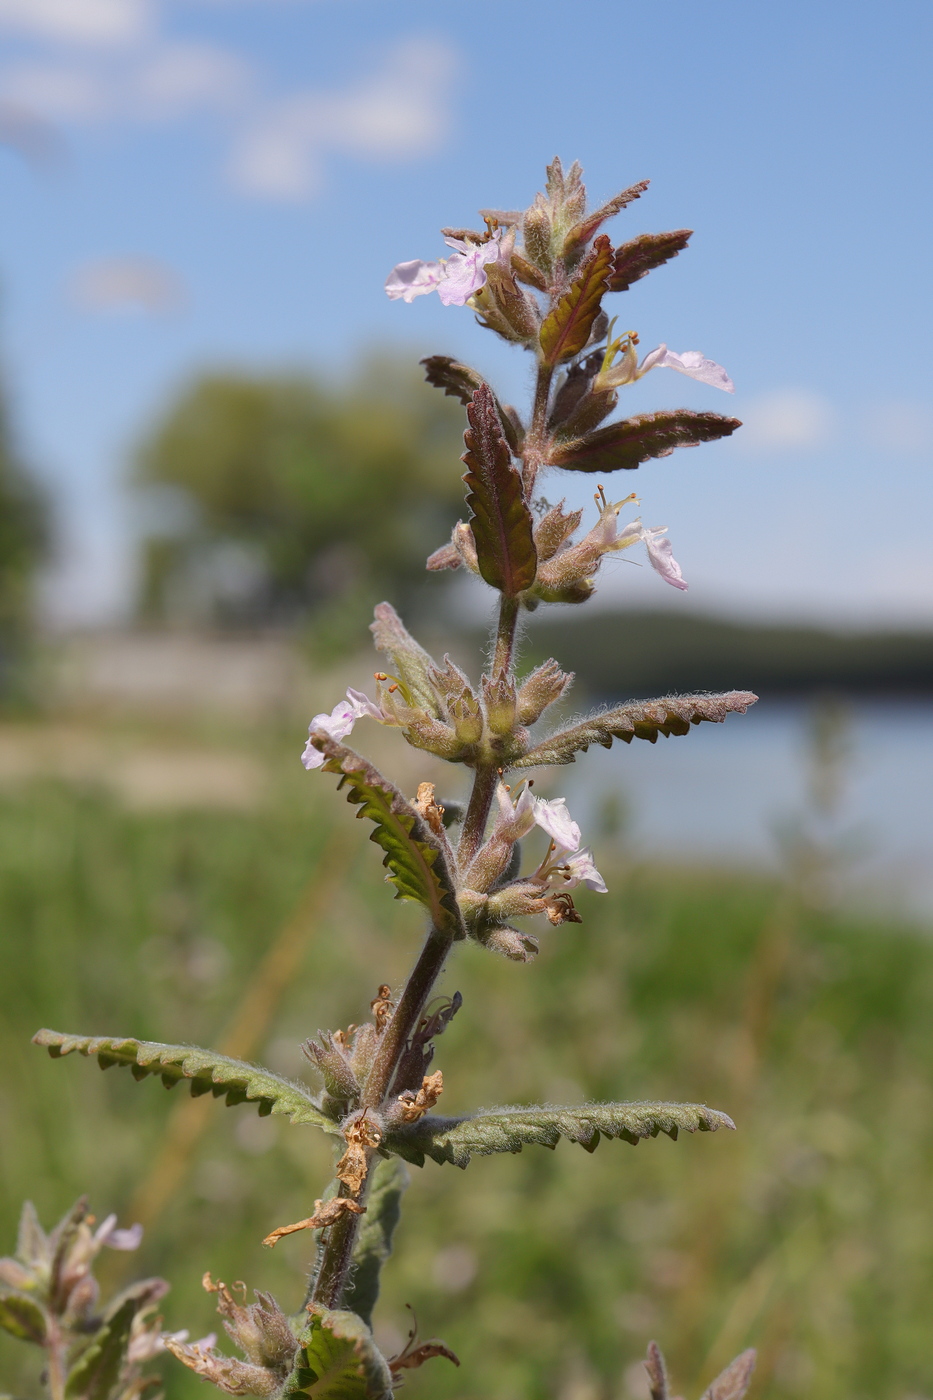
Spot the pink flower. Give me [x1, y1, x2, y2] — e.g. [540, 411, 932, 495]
[301, 690, 384, 770]
[532, 796, 582, 851]
[385, 231, 503, 307]
[94, 1215, 143, 1251]
[640, 525, 688, 590]
[595, 332, 733, 394]
[384, 259, 444, 303]
[559, 849, 608, 894]
[638, 344, 734, 393]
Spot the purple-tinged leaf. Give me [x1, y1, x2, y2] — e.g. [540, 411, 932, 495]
[563, 179, 650, 258]
[540, 236, 613, 365]
[608, 230, 693, 292]
[550, 410, 742, 473]
[420, 357, 524, 453]
[462, 386, 537, 596]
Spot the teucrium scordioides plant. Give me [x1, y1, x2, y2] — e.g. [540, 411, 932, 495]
[29, 160, 759, 1400]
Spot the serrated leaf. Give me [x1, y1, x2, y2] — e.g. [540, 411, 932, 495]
[461, 385, 536, 596]
[314, 739, 464, 939]
[286, 1309, 392, 1400]
[0, 1292, 47, 1344]
[65, 1295, 137, 1400]
[562, 180, 650, 257]
[383, 1101, 735, 1169]
[540, 236, 613, 364]
[550, 410, 742, 473]
[32, 1031, 337, 1132]
[419, 359, 523, 453]
[344, 1158, 408, 1328]
[607, 230, 693, 292]
[514, 692, 758, 768]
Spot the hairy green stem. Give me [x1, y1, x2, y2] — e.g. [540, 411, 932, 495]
[457, 763, 499, 872]
[308, 1173, 373, 1312]
[522, 362, 555, 497]
[45, 1321, 66, 1400]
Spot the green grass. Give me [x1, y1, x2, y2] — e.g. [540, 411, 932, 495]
[1, 736, 933, 1400]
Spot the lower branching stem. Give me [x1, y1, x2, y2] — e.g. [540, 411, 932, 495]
[309, 925, 454, 1310]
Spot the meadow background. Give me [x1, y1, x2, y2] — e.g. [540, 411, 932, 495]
[1, 2, 933, 1399]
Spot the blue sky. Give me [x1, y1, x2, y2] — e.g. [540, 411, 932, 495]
[0, 0, 931, 625]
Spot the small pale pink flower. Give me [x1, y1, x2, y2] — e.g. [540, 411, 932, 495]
[94, 1216, 143, 1251]
[532, 796, 582, 852]
[436, 234, 503, 306]
[301, 690, 383, 770]
[641, 525, 688, 590]
[558, 848, 608, 894]
[639, 344, 734, 392]
[595, 336, 733, 394]
[384, 259, 444, 302]
[385, 231, 503, 308]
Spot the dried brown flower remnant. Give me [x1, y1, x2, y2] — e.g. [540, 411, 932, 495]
[414, 781, 446, 836]
[397, 1071, 444, 1123]
[335, 1113, 383, 1194]
[262, 1198, 366, 1248]
[369, 985, 394, 1031]
[388, 1308, 460, 1377]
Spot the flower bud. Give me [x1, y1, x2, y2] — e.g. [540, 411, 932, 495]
[482, 673, 517, 736]
[449, 691, 483, 745]
[522, 195, 553, 273]
[479, 925, 539, 962]
[516, 659, 574, 726]
[302, 1034, 361, 1107]
[533, 503, 583, 562]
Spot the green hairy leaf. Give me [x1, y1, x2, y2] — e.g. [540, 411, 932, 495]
[0, 1292, 46, 1344]
[315, 739, 464, 939]
[539, 235, 613, 364]
[607, 230, 693, 292]
[286, 1308, 393, 1400]
[65, 1296, 137, 1400]
[383, 1101, 735, 1169]
[550, 410, 742, 474]
[514, 692, 759, 767]
[344, 1158, 409, 1328]
[461, 385, 537, 596]
[32, 1030, 337, 1131]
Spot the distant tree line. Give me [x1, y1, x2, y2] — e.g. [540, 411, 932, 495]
[132, 358, 467, 653]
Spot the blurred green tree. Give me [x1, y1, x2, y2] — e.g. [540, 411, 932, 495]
[132, 358, 467, 652]
[0, 362, 47, 697]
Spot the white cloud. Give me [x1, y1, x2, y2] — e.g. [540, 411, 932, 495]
[0, 0, 152, 46]
[0, 63, 110, 120]
[0, 40, 250, 124]
[864, 401, 933, 455]
[738, 388, 835, 452]
[69, 256, 186, 312]
[131, 41, 252, 119]
[229, 37, 456, 200]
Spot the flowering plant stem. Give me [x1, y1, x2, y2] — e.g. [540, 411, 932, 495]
[26, 159, 761, 1400]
